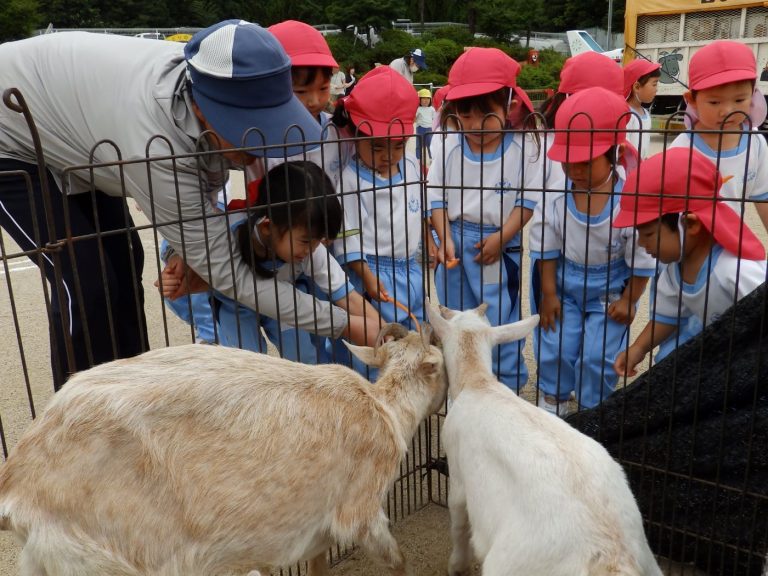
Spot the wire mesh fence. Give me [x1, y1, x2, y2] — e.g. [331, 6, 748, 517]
[1, 98, 767, 574]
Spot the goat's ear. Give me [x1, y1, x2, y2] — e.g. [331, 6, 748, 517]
[489, 314, 539, 346]
[425, 300, 450, 340]
[343, 342, 384, 368]
[420, 350, 443, 376]
[474, 303, 489, 317]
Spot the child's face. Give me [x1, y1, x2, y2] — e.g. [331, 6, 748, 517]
[634, 77, 659, 105]
[458, 101, 505, 153]
[688, 80, 753, 130]
[563, 154, 613, 191]
[420, 97, 431, 107]
[293, 68, 331, 120]
[355, 137, 407, 178]
[636, 219, 680, 263]
[271, 225, 320, 263]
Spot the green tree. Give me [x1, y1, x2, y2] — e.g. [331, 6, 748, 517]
[0, 0, 40, 40]
[326, 0, 405, 35]
[37, 0, 100, 27]
[476, 0, 545, 43]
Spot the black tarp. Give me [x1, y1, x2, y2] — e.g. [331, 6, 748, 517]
[568, 284, 768, 575]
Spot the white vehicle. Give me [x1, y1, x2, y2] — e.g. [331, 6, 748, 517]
[566, 30, 624, 62]
[312, 24, 342, 36]
[624, 0, 768, 113]
[133, 32, 165, 40]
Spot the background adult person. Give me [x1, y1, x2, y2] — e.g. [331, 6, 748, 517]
[330, 65, 346, 107]
[344, 65, 357, 95]
[0, 19, 372, 390]
[389, 49, 427, 84]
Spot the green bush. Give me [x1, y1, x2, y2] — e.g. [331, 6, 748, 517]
[517, 48, 565, 90]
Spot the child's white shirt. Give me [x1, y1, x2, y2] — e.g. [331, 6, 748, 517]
[334, 153, 424, 263]
[529, 180, 657, 273]
[427, 132, 543, 227]
[266, 112, 351, 189]
[669, 129, 768, 216]
[626, 106, 652, 159]
[415, 105, 435, 128]
[653, 244, 767, 327]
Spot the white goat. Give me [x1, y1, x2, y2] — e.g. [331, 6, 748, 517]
[0, 324, 445, 576]
[426, 302, 663, 576]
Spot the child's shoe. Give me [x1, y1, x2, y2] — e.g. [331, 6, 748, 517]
[537, 394, 573, 418]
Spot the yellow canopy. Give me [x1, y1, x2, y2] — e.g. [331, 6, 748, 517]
[165, 33, 193, 43]
[624, 0, 767, 62]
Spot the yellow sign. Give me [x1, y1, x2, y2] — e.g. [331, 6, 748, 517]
[165, 33, 193, 43]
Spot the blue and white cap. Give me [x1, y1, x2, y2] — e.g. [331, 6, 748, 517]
[410, 48, 427, 70]
[184, 20, 321, 158]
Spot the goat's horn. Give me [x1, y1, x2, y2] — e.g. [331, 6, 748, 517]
[375, 323, 410, 350]
[420, 323, 434, 351]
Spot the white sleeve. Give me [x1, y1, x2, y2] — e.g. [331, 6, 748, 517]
[528, 195, 562, 260]
[624, 228, 657, 276]
[307, 243, 353, 302]
[652, 266, 692, 325]
[426, 143, 447, 212]
[333, 172, 367, 264]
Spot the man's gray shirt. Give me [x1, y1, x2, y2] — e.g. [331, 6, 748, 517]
[0, 32, 347, 337]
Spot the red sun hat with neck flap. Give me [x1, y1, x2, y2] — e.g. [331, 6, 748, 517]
[614, 147, 765, 260]
[623, 58, 661, 99]
[268, 20, 338, 68]
[342, 66, 419, 137]
[548, 86, 633, 165]
[688, 40, 756, 90]
[559, 51, 624, 96]
[446, 47, 518, 100]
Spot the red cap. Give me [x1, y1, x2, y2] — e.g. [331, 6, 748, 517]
[623, 59, 661, 99]
[343, 66, 419, 137]
[268, 20, 338, 68]
[433, 84, 449, 110]
[548, 87, 630, 163]
[515, 86, 534, 114]
[614, 148, 765, 260]
[446, 48, 518, 101]
[688, 40, 756, 91]
[559, 52, 623, 96]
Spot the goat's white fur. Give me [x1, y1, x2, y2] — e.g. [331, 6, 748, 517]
[427, 301, 662, 576]
[0, 329, 445, 576]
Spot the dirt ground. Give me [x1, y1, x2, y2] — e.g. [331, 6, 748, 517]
[0, 134, 760, 575]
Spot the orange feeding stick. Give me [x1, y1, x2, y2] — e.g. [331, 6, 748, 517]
[381, 294, 421, 332]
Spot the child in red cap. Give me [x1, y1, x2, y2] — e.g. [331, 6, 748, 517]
[530, 86, 656, 415]
[613, 147, 766, 376]
[427, 47, 545, 390]
[330, 66, 423, 377]
[623, 58, 661, 159]
[671, 40, 768, 232]
[540, 51, 625, 129]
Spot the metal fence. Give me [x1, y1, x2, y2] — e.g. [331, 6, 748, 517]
[1, 100, 767, 574]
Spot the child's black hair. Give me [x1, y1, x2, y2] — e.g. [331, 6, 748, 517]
[636, 68, 662, 86]
[660, 212, 679, 230]
[237, 161, 342, 278]
[291, 66, 332, 87]
[441, 87, 511, 130]
[539, 91, 568, 129]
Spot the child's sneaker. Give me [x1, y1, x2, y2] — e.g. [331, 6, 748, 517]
[537, 394, 573, 418]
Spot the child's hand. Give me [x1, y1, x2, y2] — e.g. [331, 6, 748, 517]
[435, 235, 456, 266]
[363, 272, 390, 302]
[614, 345, 646, 377]
[426, 232, 439, 270]
[474, 231, 503, 265]
[155, 255, 209, 299]
[539, 293, 561, 332]
[607, 295, 636, 326]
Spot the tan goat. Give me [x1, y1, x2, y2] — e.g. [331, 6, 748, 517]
[0, 324, 445, 576]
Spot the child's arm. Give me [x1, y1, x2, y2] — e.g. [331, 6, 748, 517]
[335, 290, 383, 347]
[607, 275, 650, 326]
[475, 206, 532, 265]
[430, 208, 456, 265]
[614, 320, 678, 377]
[346, 260, 389, 302]
[538, 258, 561, 332]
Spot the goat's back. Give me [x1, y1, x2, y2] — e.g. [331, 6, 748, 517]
[0, 345, 404, 573]
[445, 382, 661, 575]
